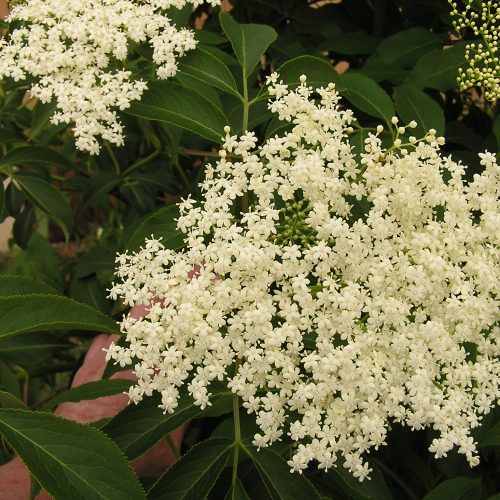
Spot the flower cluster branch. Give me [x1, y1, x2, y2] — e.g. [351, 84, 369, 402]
[0, 0, 218, 154]
[107, 75, 499, 481]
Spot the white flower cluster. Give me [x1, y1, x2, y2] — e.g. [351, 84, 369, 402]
[107, 75, 500, 480]
[0, 0, 219, 154]
[450, 0, 500, 101]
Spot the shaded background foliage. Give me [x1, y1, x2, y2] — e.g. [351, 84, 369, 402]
[0, 1, 498, 499]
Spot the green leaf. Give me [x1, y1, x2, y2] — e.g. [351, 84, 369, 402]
[243, 445, 321, 500]
[14, 174, 73, 236]
[6, 233, 63, 290]
[84, 171, 122, 206]
[0, 275, 59, 297]
[75, 246, 115, 279]
[393, 85, 445, 137]
[69, 275, 111, 314]
[127, 81, 228, 143]
[371, 27, 442, 68]
[0, 388, 28, 409]
[407, 42, 467, 91]
[478, 421, 500, 447]
[12, 205, 36, 249]
[349, 128, 370, 161]
[278, 55, 339, 89]
[178, 46, 240, 98]
[265, 116, 293, 140]
[0, 294, 119, 338]
[47, 379, 134, 408]
[225, 478, 251, 500]
[319, 31, 380, 55]
[0, 362, 21, 397]
[219, 12, 277, 77]
[148, 438, 233, 500]
[0, 409, 146, 500]
[103, 384, 231, 460]
[337, 73, 395, 125]
[0, 146, 73, 170]
[0, 332, 70, 369]
[0, 127, 20, 145]
[126, 204, 184, 253]
[30, 100, 57, 139]
[423, 477, 481, 500]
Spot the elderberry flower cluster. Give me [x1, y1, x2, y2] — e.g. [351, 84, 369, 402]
[107, 75, 500, 481]
[0, 0, 218, 154]
[450, 0, 500, 101]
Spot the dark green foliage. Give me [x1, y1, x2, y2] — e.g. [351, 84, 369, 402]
[0, 1, 497, 498]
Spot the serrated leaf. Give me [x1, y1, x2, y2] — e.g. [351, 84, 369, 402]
[265, 116, 293, 140]
[371, 27, 442, 68]
[423, 477, 481, 500]
[0, 127, 20, 145]
[0, 146, 73, 170]
[225, 478, 251, 500]
[0, 389, 28, 409]
[47, 379, 133, 408]
[478, 421, 500, 447]
[406, 42, 467, 91]
[127, 81, 228, 143]
[69, 275, 111, 314]
[319, 31, 380, 55]
[12, 205, 36, 249]
[126, 204, 184, 253]
[30, 99, 57, 139]
[337, 73, 395, 125]
[219, 12, 277, 77]
[242, 445, 321, 500]
[0, 332, 70, 369]
[349, 128, 370, 161]
[148, 438, 233, 500]
[0, 275, 59, 296]
[0, 294, 119, 338]
[75, 246, 115, 279]
[278, 55, 339, 89]
[84, 171, 122, 206]
[393, 85, 445, 137]
[0, 409, 146, 500]
[14, 174, 73, 236]
[103, 384, 231, 460]
[178, 46, 240, 98]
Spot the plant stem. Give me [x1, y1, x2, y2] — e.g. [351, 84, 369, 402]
[104, 142, 120, 174]
[122, 150, 161, 176]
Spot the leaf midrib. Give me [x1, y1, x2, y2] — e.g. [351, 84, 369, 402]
[0, 417, 110, 499]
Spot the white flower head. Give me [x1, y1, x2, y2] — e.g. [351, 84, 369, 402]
[0, 0, 219, 154]
[108, 75, 500, 480]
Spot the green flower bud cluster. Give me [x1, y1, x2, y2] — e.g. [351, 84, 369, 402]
[449, 0, 499, 101]
[274, 198, 317, 248]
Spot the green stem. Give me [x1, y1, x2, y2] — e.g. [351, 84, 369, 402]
[122, 150, 161, 176]
[232, 358, 242, 487]
[165, 434, 180, 460]
[104, 142, 120, 174]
